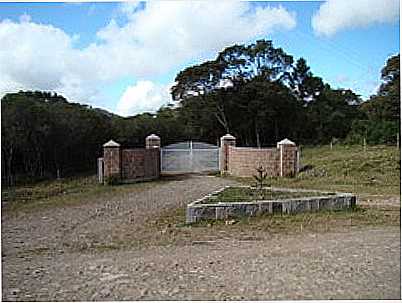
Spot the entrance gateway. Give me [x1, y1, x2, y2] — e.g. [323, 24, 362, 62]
[161, 141, 219, 173]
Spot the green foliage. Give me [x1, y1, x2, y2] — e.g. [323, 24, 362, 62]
[351, 54, 400, 145]
[346, 120, 399, 145]
[253, 166, 268, 190]
[1, 91, 114, 185]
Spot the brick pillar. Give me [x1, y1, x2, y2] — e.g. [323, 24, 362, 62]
[220, 134, 236, 175]
[103, 140, 121, 183]
[277, 138, 297, 177]
[145, 134, 161, 149]
[145, 134, 161, 178]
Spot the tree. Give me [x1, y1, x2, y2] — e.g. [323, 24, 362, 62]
[171, 40, 296, 144]
[289, 57, 324, 104]
[361, 54, 400, 122]
[347, 54, 400, 145]
[308, 86, 363, 143]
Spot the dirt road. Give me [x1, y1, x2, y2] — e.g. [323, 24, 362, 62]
[2, 175, 400, 300]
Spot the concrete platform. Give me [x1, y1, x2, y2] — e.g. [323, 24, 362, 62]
[186, 186, 357, 224]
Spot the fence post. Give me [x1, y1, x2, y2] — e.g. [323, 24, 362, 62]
[220, 134, 236, 175]
[97, 157, 104, 183]
[277, 138, 296, 177]
[103, 140, 121, 184]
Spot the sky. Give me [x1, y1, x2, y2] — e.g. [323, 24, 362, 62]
[0, 0, 399, 117]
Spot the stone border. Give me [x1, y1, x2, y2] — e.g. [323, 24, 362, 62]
[186, 186, 357, 224]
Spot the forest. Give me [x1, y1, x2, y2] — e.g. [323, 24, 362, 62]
[1, 40, 400, 185]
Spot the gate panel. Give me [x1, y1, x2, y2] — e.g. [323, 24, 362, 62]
[191, 149, 219, 172]
[161, 141, 219, 173]
[161, 149, 192, 172]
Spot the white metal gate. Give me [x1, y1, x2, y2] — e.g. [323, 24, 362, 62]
[161, 141, 219, 173]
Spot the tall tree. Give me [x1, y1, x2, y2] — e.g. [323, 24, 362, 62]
[289, 57, 324, 104]
[362, 54, 400, 122]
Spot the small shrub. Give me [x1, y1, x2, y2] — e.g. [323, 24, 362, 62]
[253, 165, 268, 190]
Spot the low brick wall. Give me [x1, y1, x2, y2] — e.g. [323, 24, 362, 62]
[186, 186, 356, 224]
[227, 145, 298, 177]
[228, 146, 280, 177]
[101, 137, 160, 184]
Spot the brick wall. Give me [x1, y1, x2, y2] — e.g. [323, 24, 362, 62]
[121, 148, 160, 182]
[102, 144, 160, 183]
[227, 145, 297, 177]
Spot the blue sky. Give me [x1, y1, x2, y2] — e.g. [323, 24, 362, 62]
[0, 1, 399, 116]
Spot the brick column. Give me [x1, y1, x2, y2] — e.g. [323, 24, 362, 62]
[145, 134, 161, 178]
[277, 138, 297, 177]
[220, 134, 236, 175]
[103, 140, 121, 183]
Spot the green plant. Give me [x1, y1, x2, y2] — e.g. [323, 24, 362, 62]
[254, 165, 268, 191]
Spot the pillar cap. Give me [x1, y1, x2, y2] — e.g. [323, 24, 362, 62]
[146, 134, 160, 139]
[221, 134, 236, 140]
[277, 138, 295, 147]
[103, 140, 120, 147]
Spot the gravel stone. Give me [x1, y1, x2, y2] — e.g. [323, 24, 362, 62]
[1, 175, 400, 301]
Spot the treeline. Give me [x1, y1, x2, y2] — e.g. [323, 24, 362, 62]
[1, 40, 399, 185]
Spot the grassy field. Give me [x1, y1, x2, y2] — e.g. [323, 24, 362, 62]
[233, 144, 400, 196]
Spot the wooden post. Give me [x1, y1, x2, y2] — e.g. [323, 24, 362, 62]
[397, 133, 400, 149]
[363, 137, 367, 153]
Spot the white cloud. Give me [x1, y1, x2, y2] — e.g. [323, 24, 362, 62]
[312, 0, 399, 36]
[0, 2, 296, 113]
[116, 81, 171, 116]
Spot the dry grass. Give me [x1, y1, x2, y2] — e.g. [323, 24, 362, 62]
[231, 144, 400, 196]
[2, 175, 165, 213]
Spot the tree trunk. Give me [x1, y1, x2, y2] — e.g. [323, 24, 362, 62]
[215, 103, 230, 133]
[255, 121, 261, 148]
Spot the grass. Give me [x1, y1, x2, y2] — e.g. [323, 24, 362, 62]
[1, 175, 165, 213]
[203, 187, 334, 204]
[232, 144, 400, 196]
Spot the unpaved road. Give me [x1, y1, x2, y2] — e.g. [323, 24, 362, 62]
[2, 175, 400, 301]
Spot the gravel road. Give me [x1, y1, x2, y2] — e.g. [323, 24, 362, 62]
[2, 175, 400, 301]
